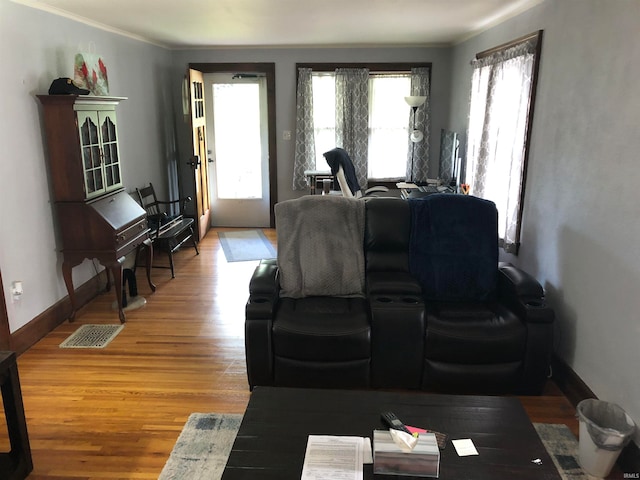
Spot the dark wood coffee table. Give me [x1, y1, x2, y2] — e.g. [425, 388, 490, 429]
[222, 386, 561, 479]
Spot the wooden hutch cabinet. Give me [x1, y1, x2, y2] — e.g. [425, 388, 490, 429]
[37, 94, 155, 322]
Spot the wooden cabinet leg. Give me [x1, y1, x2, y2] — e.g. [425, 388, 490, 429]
[143, 240, 156, 292]
[62, 260, 77, 322]
[111, 264, 126, 323]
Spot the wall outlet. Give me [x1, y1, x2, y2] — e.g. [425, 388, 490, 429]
[282, 130, 292, 141]
[11, 280, 23, 301]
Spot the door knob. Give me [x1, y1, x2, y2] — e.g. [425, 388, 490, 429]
[186, 156, 201, 168]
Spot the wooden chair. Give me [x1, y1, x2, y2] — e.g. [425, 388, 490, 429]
[136, 183, 199, 278]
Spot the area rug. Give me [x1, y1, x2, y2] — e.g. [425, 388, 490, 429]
[218, 230, 276, 262]
[159, 413, 242, 480]
[534, 423, 588, 480]
[159, 414, 587, 480]
[59, 324, 124, 349]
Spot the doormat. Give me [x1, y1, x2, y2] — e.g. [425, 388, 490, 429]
[59, 324, 124, 349]
[159, 416, 587, 480]
[218, 230, 276, 262]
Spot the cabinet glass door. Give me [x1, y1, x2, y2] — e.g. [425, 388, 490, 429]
[77, 109, 123, 199]
[78, 111, 105, 198]
[99, 112, 122, 192]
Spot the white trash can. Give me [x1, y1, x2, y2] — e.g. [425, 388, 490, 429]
[576, 399, 636, 478]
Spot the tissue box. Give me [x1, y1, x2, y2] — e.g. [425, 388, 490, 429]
[373, 430, 440, 477]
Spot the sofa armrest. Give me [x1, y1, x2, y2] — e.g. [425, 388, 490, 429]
[498, 262, 554, 324]
[245, 259, 279, 389]
[498, 263, 555, 394]
[249, 258, 279, 296]
[247, 259, 279, 319]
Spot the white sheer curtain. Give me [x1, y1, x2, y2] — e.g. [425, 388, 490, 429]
[466, 38, 538, 253]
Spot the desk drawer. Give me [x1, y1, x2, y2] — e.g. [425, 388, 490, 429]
[115, 219, 147, 248]
[116, 229, 149, 258]
[115, 220, 149, 257]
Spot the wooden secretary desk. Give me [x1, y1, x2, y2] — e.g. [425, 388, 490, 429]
[37, 94, 155, 322]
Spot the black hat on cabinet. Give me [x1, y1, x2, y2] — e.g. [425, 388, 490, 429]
[48, 77, 90, 95]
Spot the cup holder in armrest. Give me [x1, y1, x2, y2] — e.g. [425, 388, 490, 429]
[402, 297, 420, 304]
[376, 297, 393, 303]
[250, 297, 270, 304]
[374, 296, 422, 306]
[525, 300, 546, 308]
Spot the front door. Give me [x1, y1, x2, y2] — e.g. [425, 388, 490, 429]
[188, 68, 211, 240]
[204, 73, 270, 227]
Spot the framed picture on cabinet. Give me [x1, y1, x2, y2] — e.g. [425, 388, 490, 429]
[74, 53, 109, 96]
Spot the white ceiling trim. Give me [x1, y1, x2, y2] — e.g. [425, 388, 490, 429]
[11, 0, 170, 48]
[11, 0, 545, 50]
[454, 0, 546, 45]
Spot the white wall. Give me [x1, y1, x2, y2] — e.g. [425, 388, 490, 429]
[170, 46, 453, 204]
[449, 0, 640, 444]
[0, 1, 173, 332]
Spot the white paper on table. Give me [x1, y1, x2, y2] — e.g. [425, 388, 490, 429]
[301, 435, 364, 480]
[396, 182, 418, 189]
[452, 438, 479, 456]
[362, 437, 373, 464]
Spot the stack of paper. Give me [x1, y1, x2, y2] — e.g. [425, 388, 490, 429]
[301, 435, 372, 480]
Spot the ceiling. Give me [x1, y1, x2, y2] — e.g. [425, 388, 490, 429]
[14, 0, 543, 49]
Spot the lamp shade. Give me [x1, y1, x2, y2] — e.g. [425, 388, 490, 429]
[410, 130, 424, 142]
[404, 96, 427, 108]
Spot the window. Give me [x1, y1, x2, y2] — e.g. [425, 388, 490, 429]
[465, 31, 542, 254]
[311, 74, 336, 169]
[293, 63, 430, 190]
[311, 72, 410, 179]
[368, 75, 411, 179]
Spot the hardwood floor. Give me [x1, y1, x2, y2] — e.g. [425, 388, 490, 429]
[7, 228, 578, 479]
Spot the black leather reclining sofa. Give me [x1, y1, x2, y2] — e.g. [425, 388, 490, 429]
[245, 195, 554, 395]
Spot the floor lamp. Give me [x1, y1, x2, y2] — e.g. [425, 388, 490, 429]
[405, 95, 427, 183]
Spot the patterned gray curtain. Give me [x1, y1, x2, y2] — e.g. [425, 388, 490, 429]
[406, 67, 431, 182]
[292, 67, 316, 190]
[335, 68, 369, 189]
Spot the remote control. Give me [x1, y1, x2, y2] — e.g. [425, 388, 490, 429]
[380, 411, 412, 435]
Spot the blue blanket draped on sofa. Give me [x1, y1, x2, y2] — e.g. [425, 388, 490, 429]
[408, 194, 499, 302]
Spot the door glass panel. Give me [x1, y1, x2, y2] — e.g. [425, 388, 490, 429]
[87, 170, 96, 194]
[79, 115, 104, 196]
[105, 165, 113, 187]
[113, 165, 120, 185]
[100, 115, 121, 190]
[83, 147, 92, 170]
[212, 83, 262, 199]
[102, 115, 116, 141]
[95, 168, 103, 191]
[92, 146, 101, 168]
[103, 143, 112, 165]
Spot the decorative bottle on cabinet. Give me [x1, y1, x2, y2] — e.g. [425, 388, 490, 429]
[37, 94, 155, 323]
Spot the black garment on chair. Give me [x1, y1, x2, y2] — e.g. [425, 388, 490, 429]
[323, 147, 362, 196]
